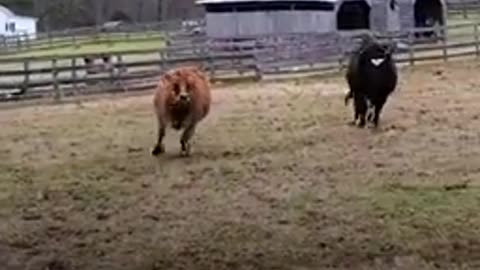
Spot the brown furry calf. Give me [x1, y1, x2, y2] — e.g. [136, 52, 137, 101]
[151, 66, 211, 157]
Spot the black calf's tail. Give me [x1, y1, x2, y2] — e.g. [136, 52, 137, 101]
[344, 91, 353, 106]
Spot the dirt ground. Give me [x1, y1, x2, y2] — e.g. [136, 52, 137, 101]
[1, 59, 480, 270]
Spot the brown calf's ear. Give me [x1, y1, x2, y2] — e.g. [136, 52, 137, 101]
[163, 71, 174, 82]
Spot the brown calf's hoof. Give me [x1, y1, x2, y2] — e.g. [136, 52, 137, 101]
[151, 144, 165, 156]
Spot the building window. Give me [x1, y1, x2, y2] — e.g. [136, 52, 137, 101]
[390, 0, 397, 11]
[6, 22, 16, 32]
[337, 1, 371, 30]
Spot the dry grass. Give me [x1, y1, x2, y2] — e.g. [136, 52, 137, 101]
[1, 59, 480, 270]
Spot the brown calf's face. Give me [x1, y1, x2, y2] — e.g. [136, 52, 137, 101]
[164, 71, 195, 108]
[172, 79, 192, 105]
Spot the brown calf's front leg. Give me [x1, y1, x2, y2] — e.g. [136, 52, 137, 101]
[180, 122, 197, 157]
[152, 123, 166, 156]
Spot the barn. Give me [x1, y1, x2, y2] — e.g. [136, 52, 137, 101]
[196, 0, 447, 38]
[0, 5, 37, 39]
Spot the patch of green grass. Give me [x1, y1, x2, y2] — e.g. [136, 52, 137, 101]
[0, 32, 166, 59]
[448, 13, 480, 25]
[360, 184, 480, 263]
[370, 183, 480, 223]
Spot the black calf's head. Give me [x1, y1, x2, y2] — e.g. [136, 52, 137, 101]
[361, 41, 395, 68]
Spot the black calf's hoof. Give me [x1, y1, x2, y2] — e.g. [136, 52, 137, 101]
[347, 120, 357, 126]
[151, 144, 165, 156]
[180, 142, 191, 157]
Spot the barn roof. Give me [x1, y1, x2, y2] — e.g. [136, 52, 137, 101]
[0, 5, 37, 20]
[197, 0, 339, 5]
[0, 5, 15, 17]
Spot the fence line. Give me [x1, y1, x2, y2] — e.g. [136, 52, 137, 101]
[1, 22, 480, 105]
[447, 0, 480, 17]
[0, 19, 205, 55]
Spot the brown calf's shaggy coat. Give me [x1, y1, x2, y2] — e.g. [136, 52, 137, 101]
[151, 66, 211, 157]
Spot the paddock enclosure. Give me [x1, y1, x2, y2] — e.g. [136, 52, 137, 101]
[1, 59, 480, 270]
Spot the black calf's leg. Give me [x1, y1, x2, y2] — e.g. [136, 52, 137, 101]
[152, 123, 166, 156]
[372, 97, 388, 127]
[354, 94, 367, 128]
[180, 122, 197, 157]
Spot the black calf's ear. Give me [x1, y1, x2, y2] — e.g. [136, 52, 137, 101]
[384, 42, 397, 54]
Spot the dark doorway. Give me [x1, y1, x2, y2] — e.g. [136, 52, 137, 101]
[414, 0, 443, 27]
[414, 0, 444, 38]
[337, 0, 370, 30]
[110, 10, 133, 23]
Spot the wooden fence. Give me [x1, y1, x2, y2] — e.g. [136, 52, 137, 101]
[447, 0, 480, 17]
[0, 22, 480, 105]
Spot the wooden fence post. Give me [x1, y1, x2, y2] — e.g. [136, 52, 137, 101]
[115, 54, 129, 92]
[337, 34, 345, 72]
[408, 31, 415, 66]
[16, 35, 21, 50]
[72, 34, 79, 49]
[52, 58, 62, 101]
[24, 33, 30, 49]
[442, 25, 448, 62]
[23, 60, 30, 93]
[1, 36, 6, 51]
[206, 48, 215, 78]
[462, 0, 468, 19]
[71, 58, 78, 94]
[165, 31, 171, 47]
[253, 50, 263, 81]
[108, 58, 115, 85]
[48, 31, 53, 49]
[107, 31, 113, 47]
[116, 54, 124, 74]
[159, 50, 166, 71]
[475, 23, 479, 57]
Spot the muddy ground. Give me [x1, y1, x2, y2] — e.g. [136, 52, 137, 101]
[1, 60, 480, 270]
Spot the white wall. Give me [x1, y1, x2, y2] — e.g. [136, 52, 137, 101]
[7, 16, 37, 39]
[206, 10, 336, 38]
[387, 1, 401, 31]
[0, 7, 37, 40]
[0, 10, 8, 36]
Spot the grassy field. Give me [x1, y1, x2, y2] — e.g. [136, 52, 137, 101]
[1, 59, 480, 269]
[448, 12, 480, 25]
